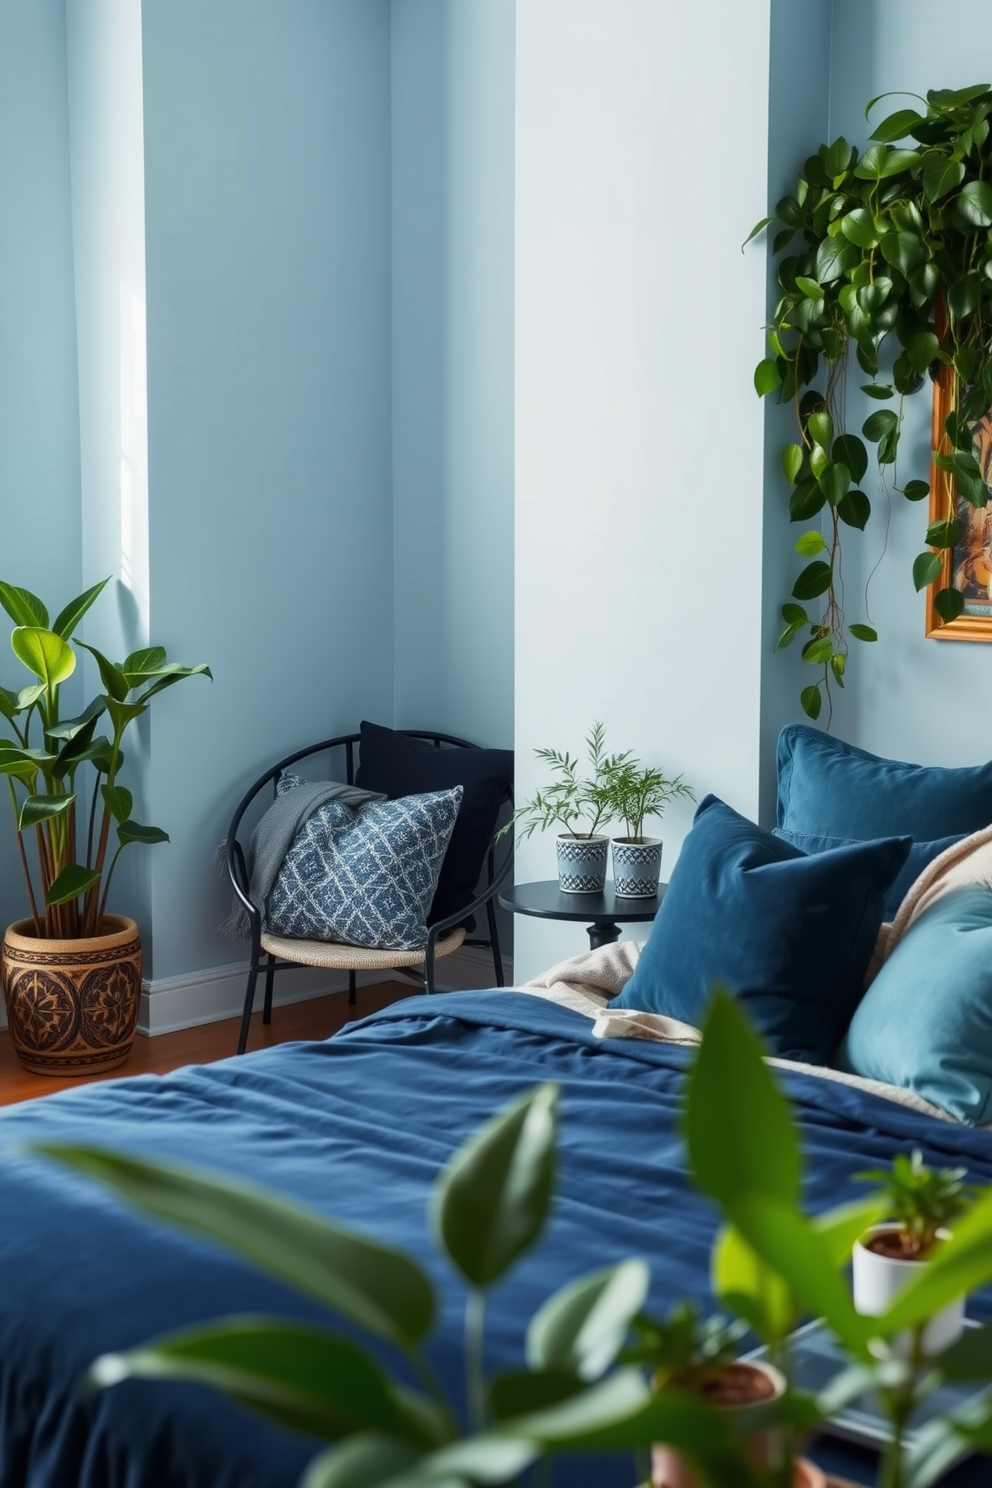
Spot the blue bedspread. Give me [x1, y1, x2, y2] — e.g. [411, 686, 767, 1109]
[1, 990, 991, 1488]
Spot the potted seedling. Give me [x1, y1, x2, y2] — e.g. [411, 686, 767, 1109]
[853, 1150, 976, 1357]
[499, 722, 632, 892]
[603, 760, 695, 897]
[0, 578, 210, 1077]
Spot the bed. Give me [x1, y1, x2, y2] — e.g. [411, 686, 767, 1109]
[1, 983, 991, 1488]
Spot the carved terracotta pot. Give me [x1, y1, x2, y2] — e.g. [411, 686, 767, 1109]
[2, 916, 141, 1077]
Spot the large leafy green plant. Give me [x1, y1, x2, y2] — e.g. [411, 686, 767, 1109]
[751, 83, 992, 723]
[36, 993, 992, 1488]
[0, 578, 210, 938]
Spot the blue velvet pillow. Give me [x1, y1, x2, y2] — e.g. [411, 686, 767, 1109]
[777, 724, 992, 841]
[774, 827, 965, 921]
[610, 795, 911, 1064]
[835, 885, 992, 1125]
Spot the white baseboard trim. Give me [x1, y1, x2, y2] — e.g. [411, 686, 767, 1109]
[138, 945, 512, 1037]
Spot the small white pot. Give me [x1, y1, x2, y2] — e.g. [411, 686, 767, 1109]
[612, 836, 663, 897]
[555, 833, 609, 893]
[852, 1224, 965, 1358]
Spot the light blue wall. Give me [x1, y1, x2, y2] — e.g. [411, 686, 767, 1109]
[759, 0, 834, 821]
[391, 0, 515, 750]
[0, 0, 82, 925]
[140, 0, 395, 978]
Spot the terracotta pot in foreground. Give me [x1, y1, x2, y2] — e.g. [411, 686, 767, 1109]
[2, 915, 141, 1077]
[650, 1360, 786, 1488]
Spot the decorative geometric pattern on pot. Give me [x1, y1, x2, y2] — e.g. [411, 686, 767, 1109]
[556, 836, 608, 893]
[612, 839, 663, 898]
[3, 967, 79, 1051]
[79, 962, 141, 1047]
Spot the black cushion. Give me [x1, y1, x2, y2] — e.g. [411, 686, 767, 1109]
[355, 722, 513, 929]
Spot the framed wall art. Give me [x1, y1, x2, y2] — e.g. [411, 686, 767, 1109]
[926, 362, 992, 641]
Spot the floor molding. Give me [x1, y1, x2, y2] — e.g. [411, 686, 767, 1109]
[137, 945, 512, 1037]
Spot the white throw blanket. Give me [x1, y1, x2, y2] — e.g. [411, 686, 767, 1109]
[522, 828, 992, 1125]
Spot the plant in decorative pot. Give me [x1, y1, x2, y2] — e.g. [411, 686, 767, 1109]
[853, 1148, 976, 1358]
[601, 760, 695, 898]
[0, 578, 210, 1077]
[498, 722, 632, 893]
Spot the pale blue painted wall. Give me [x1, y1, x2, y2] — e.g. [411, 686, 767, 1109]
[140, 0, 395, 978]
[391, 0, 515, 750]
[0, 0, 82, 927]
[824, 0, 992, 770]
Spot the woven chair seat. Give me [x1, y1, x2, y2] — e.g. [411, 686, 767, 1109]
[259, 926, 466, 971]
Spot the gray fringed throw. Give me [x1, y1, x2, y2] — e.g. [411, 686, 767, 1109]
[220, 779, 386, 938]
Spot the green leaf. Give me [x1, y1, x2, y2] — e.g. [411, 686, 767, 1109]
[932, 1320, 992, 1383]
[116, 819, 169, 848]
[832, 434, 869, 482]
[782, 444, 804, 483]
[810, 443, 829, 481]
[712, 1223, 794, 1343]
[135, 662, 212, 705]
[792, 560, 833, 601]
[11, 628, 75, 690]
[912, 551, 942, 592]
[820, 462, 851, 507]
[489, 1370, 586, 1422]
[790, 478, 826, 521]
[102, 785, 133, 823]
[921, 155, 966, 203]
[800, 684, 822, 720]
[934, 586, 966, 623]
[802, 636, 833, 665]
[52, 578, 110, 640]
[0, 581, 48, 628]
[813, 1197, 890, 1269]
[861, 383, 895, 400]
[76, 640, 129, 702]
[870, 107, 925, 142]
[956, 179, 992, 228]
[925, 519, 961, 549]
[45, 697, 106, 742]
[121, 646, 167, 682]
[775, 194, 805, 228]
[104, 697, 148, 736]
[830, 652, 846, 686]
[903, 479, 930, 501]
[433, 1083, 558, 1287]
[838, 489, 871, 530]
[301, 1436, 424, 1488]
[807, 410, 834, 448]
[32, 1146, 435, 1346]
[908, 331, 940, 374]
[879, 231, 926, 276]
[795, 531, 826, 557]
[854, 144, 918, 180]
[18, 793, 75, 832]
[89, 1317, 429, 1445]
[821, 137, 853, 180]
[815, 236, 859, 283]
[0, 743, 54, 778]
[947, 273, 983, 319]
[863, 409, 899, 443]
[754, 358, 782, 397]
[495, 1367, 656, 1451]
[685, 990, 800, 1209]
[781, 603, 808, 625]
[46, 863, 101, 906]
[743, 216, 772, 248]
[839, 209, 879, 248]
[849, 623, 878, 642]
[526, 1259, 649, 1382]
[775, 624, 800, 653]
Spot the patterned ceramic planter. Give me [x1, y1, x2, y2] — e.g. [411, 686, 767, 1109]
[612, 836, 663, 897]
[555, 834, 609, 893]
[2, 915, 142, 1077]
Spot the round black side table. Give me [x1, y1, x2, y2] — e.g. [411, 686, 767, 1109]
[499, 879, 665, 951]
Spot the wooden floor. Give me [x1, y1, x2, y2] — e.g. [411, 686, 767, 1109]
[0, 980, 414, 1108]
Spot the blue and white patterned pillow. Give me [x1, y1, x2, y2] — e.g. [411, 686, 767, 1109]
[266, 773, 463, 950]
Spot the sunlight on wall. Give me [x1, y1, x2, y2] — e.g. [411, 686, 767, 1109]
[119, 281, 148, 628]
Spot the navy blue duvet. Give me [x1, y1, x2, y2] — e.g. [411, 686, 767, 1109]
[1, 991, 991, 1488]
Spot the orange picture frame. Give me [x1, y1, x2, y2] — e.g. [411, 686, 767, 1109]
[926, 362, 992, 641]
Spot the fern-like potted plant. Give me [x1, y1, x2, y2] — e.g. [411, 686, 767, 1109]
[853, 1149, 975, 1357]
[602, 761, 695, 898]
[0, 578, 210, 1078]
[499, 722, 630, 893]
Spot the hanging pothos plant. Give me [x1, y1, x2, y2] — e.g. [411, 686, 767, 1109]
[750, 82, 992, 723]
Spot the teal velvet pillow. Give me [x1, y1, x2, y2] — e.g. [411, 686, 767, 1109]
[776, 724, 992, 841]
[835, 885, 992, 1125]
[773, 827, 965, 921]
[610, 796, 910, 1064]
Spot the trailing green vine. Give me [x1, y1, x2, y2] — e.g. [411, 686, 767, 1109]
[750, 83, 992, 723]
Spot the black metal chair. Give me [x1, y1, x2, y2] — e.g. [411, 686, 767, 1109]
[226, 730, 513, 1055]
